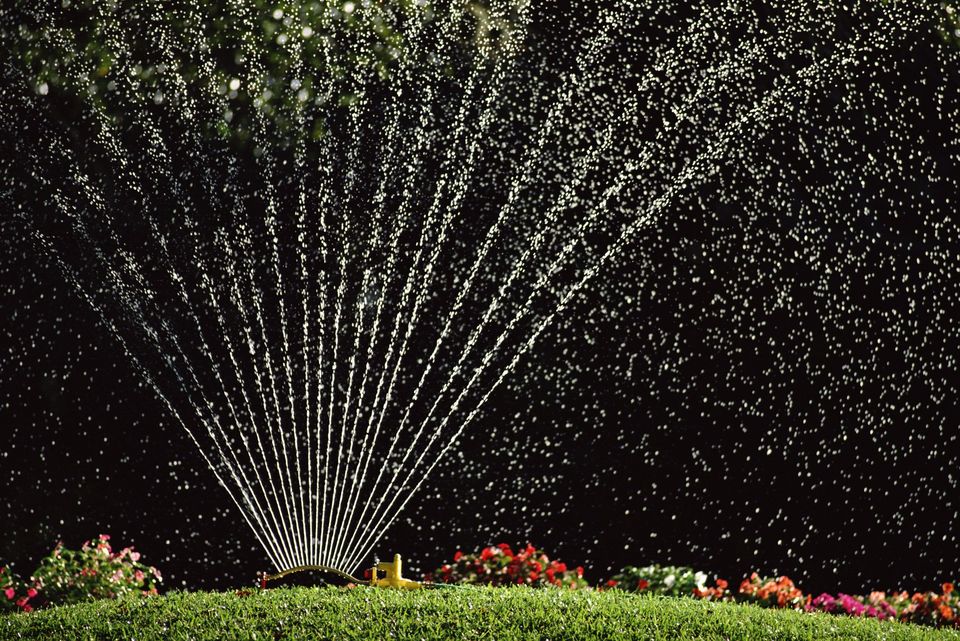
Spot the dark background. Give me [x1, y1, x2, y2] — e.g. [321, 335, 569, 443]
[2, 1, 959, 595]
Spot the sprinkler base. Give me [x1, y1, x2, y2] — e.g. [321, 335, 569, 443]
[259, 553, 421, 590]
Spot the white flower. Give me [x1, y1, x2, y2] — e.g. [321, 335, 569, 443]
[695, 572, 707, 589]
[664, 574, 676, 588]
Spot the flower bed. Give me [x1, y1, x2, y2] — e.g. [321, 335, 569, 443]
[1, 534, 161, 614]
[606, 564, 709, 597]
[427, 544, 958, 630]
[427, 543, 588, 589]
[806, 584, 956, 628]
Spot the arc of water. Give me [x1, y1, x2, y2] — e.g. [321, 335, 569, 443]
[296, 11, 373, 566]
[10, 0, 929, 575]
[347, 6, 797, 548]
[225, 0, 314, 565]
[331, 0, 534, 570]
[12, 204, 285, 571]
[341, 0, 790, 568]
[24, 4, 298, 569]
[135, 2, 310, 567]
[137, 2, 306, 565]
[281, 0, 325, 567]
[319, 19, 387, 562]
[282, 4, 341, 567]
[91, 0, 306, 567]
[325, 0, 467, 567]
[338, 0, 755, 566]
[312, 6, 420, 565]
[109, 9, 306, 570]
[310, 115, 340, 565]
[332, 5, 638, 564]
[340, 31, 903, 571]
[316, 96, 369, 563]
[339, 0, 839, 565]
[10, 77, 288, 569]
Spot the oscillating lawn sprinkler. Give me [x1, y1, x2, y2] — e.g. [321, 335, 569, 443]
[259, 553, 422, 590]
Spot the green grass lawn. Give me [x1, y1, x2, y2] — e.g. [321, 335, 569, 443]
[3, 586, 960, 641]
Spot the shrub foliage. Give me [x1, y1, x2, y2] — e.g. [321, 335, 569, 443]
[1, 534, 160, 613]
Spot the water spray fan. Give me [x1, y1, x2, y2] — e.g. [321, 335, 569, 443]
[260, 553, 422, 590]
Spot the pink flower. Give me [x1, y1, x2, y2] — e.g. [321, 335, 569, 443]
[129, 551, 141, 563]
[110, 569, 124, 583]
[26, 588, 37, 599]
[134, 570, 145, 583]
[4, 588, 14, 600]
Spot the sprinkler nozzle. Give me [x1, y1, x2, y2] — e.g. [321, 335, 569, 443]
[368, 553, 421, 590]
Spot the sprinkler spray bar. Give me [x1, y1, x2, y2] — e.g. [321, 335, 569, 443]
[260, 553, 422, 590]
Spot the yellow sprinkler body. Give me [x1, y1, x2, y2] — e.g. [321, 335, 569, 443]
[369, 554, 422, 590]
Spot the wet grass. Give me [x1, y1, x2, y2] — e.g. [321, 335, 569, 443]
[3, 585, 960, 640]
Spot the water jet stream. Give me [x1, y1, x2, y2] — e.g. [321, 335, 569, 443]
[0, 0, 937, 575]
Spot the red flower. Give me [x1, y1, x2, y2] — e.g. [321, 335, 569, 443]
[576, 566, 584, 578]
[21, 604, 33, 613]
[944, 583, 955, 596]
[716, 579, 729, 591]
[4, 588, 14, 600]
[480, 547, 495, 561]
[497, 543, 514, 556]
[453, 551, 463, 562]
[524, 544, 536, 557]
[26, 588, 38, 599]
[637, 579, 650, 591]
[606, 579, 618, 588]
